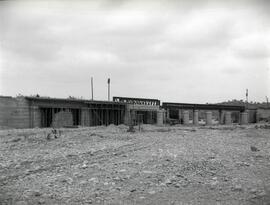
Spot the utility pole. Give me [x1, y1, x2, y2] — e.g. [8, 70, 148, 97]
[107, 78, 110, 101]
[91, 77, 93, 100]
[246, 89, 248, 109]
[246, 89, 248, 103]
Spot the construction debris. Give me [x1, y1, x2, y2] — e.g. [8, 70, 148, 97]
[250, 146, 260, 152]
[255, 124, 270, 129]
[46, 128, 61, 140]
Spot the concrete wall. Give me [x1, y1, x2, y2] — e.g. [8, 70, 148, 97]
[248, 109, 257, 123]
[0, 96, 30, 129]
[256, 108, 270, 121]
[52, 111, 73, 128]
[31, 106, 41, 128]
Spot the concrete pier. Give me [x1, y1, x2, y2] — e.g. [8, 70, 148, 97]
[193, 110, 199, 125]
[166, 109, 170, 119]
[183, 110, 189, 125]
[124, 109, 131, 125]
[219, 111, 225, 124]
[256, 111, 260, 123]
[240, 112, 248, 125]
[157, 110, 164, 126]
[131, 110, 136, 124]
[225, 112, 232, 125]
[178, 109, 182, 122]
[206, 111, 212, 125]
[146, 111, 152, 124]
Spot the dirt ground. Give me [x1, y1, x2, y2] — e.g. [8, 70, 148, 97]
[0, 124, 270, 205]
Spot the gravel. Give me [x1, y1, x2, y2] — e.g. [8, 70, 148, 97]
[0, 124, 270, 204]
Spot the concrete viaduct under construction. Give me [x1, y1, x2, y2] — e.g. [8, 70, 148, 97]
[0, 95, 251, 129]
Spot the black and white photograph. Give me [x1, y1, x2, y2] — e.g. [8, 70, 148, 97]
[0, 0, 270, 204]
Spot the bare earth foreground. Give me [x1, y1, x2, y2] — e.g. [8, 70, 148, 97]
[0, 124, 270, 205]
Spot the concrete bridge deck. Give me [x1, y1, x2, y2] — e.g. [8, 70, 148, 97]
[162, 102, 245, 112]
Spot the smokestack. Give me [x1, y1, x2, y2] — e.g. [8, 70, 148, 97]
[107, 78, 110, 101]
[91, 77, 93, 100]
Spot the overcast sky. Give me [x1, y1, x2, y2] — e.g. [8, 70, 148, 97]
[0, 0, 269, 103]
